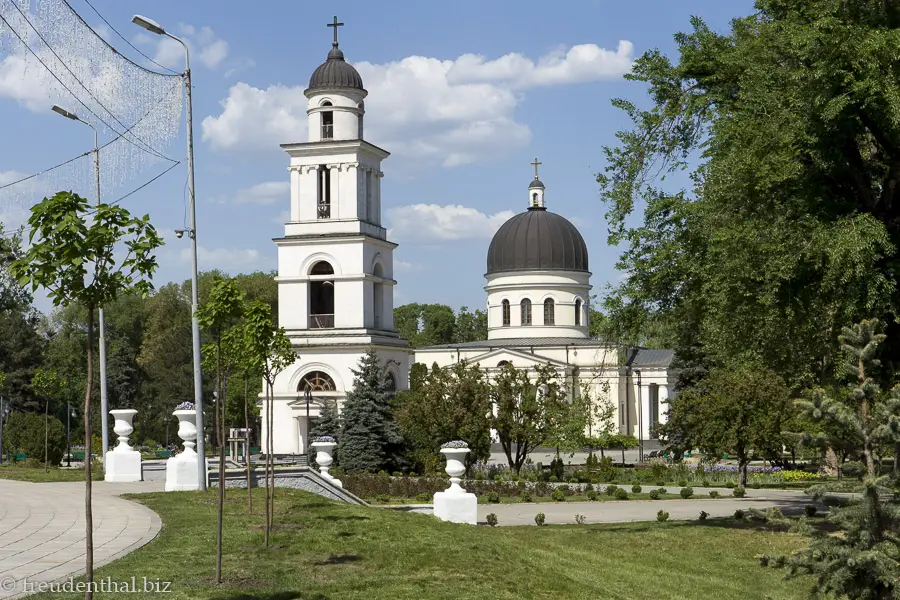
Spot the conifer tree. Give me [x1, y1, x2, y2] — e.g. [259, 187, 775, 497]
[769, 320, 900, 599]
[310, 398, 341, 440]
[339, 349, 403, 473]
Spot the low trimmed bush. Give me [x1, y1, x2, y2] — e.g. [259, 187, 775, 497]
[586, 490, 598, 501]
[804, 504, 817, 517]
[615, 488, 628, 500]
[699, 510, 709, 521]
[709, 490, 720, 499]
[734, 509, 745, 520]
[632, 484, 642, 494]
[605, 484, 618, 496]
[486, 491, 501, 504]
[657, 510, 669, 522]
[680, 487, 694, 499]
[732, 487, 746, 498]
[520, 491, 532, 503]
[677, 479, 688, 487]
[648, 489, 660, 500]
[486, 513, 498, 527]
[551, 489, 565, 502]
[575, 514, 586, 525]
[535, 512, 546, 526]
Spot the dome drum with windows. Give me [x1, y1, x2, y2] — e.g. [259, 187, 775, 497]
[485, 159, 592, 340]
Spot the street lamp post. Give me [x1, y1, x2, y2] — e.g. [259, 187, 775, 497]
[0, 396, 5, 464]
[51, 104, 111, 467]
[131, 14, 206, 490]
[304, 388, 312, 456]
[66, 402, 75, 467]
[635, 370, 643, 463]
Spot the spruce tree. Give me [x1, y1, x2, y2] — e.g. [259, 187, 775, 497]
[769, 320, 900, 599]
[310, 398, 341, 439]
[339, 349, 404, 473]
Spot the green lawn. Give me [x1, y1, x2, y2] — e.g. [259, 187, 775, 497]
[0, 464, 92, 482]
[30, 488, 810, 600]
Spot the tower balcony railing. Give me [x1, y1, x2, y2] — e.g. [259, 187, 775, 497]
[321, 124, 333, 139]
[309, 314, 334, 329]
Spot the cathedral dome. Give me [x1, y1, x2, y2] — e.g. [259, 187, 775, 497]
[307, 45, 365, 92]
[486, 206, 589, 275]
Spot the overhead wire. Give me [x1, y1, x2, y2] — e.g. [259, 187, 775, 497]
[3, 2, 178, 163]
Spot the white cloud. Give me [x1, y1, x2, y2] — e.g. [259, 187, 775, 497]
[137, 24, 230, 71]
[0, 54, 53, 111]
[233, 181, 289, 206]
[394, 259, 424, 273]
[387, 204, 515, 242]
[202, 41, 633, 166]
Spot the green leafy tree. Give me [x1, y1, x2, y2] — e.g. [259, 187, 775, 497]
[2, 411, 65, 466]
[597, 1, 900, 393]
[31, 368, 63, 471]
[394, 360, 491, 473]
[310, 398, 341, 440]
[453, 306, 488, 343]
[197, 277, 245, 584]
[773, 320, 900, 598]
[11, 191, 162, 597]
[244, 299, 296, 546]
[394, 303, 488, 347]
[339, 348, 404, 473]
[491, 363, 568, 474]
[659, 365, 792, 486]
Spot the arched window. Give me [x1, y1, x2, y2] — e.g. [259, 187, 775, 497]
[384, 372, 397, 397]
[497, 360, 511, 368]
[317, 164, 331, 218]
[501, 299, 510, 326]
[575, 298, 582, 326]
[321, 101, 333, 139]
[309, 261, 335, 329]
[531, 192, 538, 206]
[521, 298, 532, 326]
[299, 371, 336, 392]
[544, 298, 555, 325]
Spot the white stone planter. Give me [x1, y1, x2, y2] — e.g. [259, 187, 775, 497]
[311, 441, 342, 488]
[105, 409, 141, 482]
[165, 407, 208, 491]
[434, 446, 477, 524]
[110, 409, 138, 452]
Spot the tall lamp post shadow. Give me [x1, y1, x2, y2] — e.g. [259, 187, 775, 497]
[51, 104, 111, 467]
[66, 402, 76, 467]
[131, 14, 206, 489]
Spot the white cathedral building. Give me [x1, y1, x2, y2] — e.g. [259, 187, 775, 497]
[262, 21, 675, 457]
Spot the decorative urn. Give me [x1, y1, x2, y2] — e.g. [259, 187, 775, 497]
[109, 409, 138, 452]
[311, 436, 341, 488]
[172, 402, 198, 454]
[440, 440, 471, 493]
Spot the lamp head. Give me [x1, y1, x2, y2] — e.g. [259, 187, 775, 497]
[174, 229, 185, 239]
[132, 15, 166, 36]
[51, 105, 78, 120]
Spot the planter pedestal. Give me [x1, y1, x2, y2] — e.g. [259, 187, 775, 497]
[433, 447, 477, 525]
[105, 409, 142, 482]
[165, 409, 209, 491]
[311, 441, 342, 488]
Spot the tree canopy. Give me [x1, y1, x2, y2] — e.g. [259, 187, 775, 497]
[598, 0, 900, 389]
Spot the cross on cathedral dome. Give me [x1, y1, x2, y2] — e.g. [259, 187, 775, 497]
[306, 16, 365, 93]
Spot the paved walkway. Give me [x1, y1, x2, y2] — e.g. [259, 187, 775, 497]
[0, 479, 163, 599]
[476, 487, 823, 526]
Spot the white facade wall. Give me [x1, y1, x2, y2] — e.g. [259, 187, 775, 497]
[485, 270, 591, 339]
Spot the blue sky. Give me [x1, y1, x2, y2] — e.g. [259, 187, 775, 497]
[0, 0, 753, 315]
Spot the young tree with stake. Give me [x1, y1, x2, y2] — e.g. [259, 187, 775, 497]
[11, 191, 162, 600]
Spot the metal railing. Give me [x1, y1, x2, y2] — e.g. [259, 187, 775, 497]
[321, 124, 333, 139]
[309, 314, 334, 329]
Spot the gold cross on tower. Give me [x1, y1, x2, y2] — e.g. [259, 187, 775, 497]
[327, 16, 344, 47]
[531, 157, 542, 180]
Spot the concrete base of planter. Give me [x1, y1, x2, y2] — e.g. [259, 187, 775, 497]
[164, 451, 208, 491]
[104, 450, 142, 482]
[433, 490, 477, 525]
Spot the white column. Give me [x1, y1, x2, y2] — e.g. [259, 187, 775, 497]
[640, 384, 652, 441]
[658, 385, 670, 425]
[289, 167, 300, 222]
[374, 172, 383, 225]
[329, 164, 340, 218]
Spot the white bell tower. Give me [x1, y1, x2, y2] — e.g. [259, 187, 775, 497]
[265, 17, 410, 456]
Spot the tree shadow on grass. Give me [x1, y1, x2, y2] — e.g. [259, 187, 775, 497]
[318, 515, 370, 521]
[315, 553, 361, 565]
[212, 593, 307, 600]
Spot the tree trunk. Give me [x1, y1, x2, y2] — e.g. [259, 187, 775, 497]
[244, 374, 251, 514]
[215, 340, 224, 583]
[739, 461, 748, 488]
[894, 442, 900, 477]
[84, 305, 95, 600]
[264, 379, 271, 547]
[268, 378, 275, 531]
[44, 398, 49, 472]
